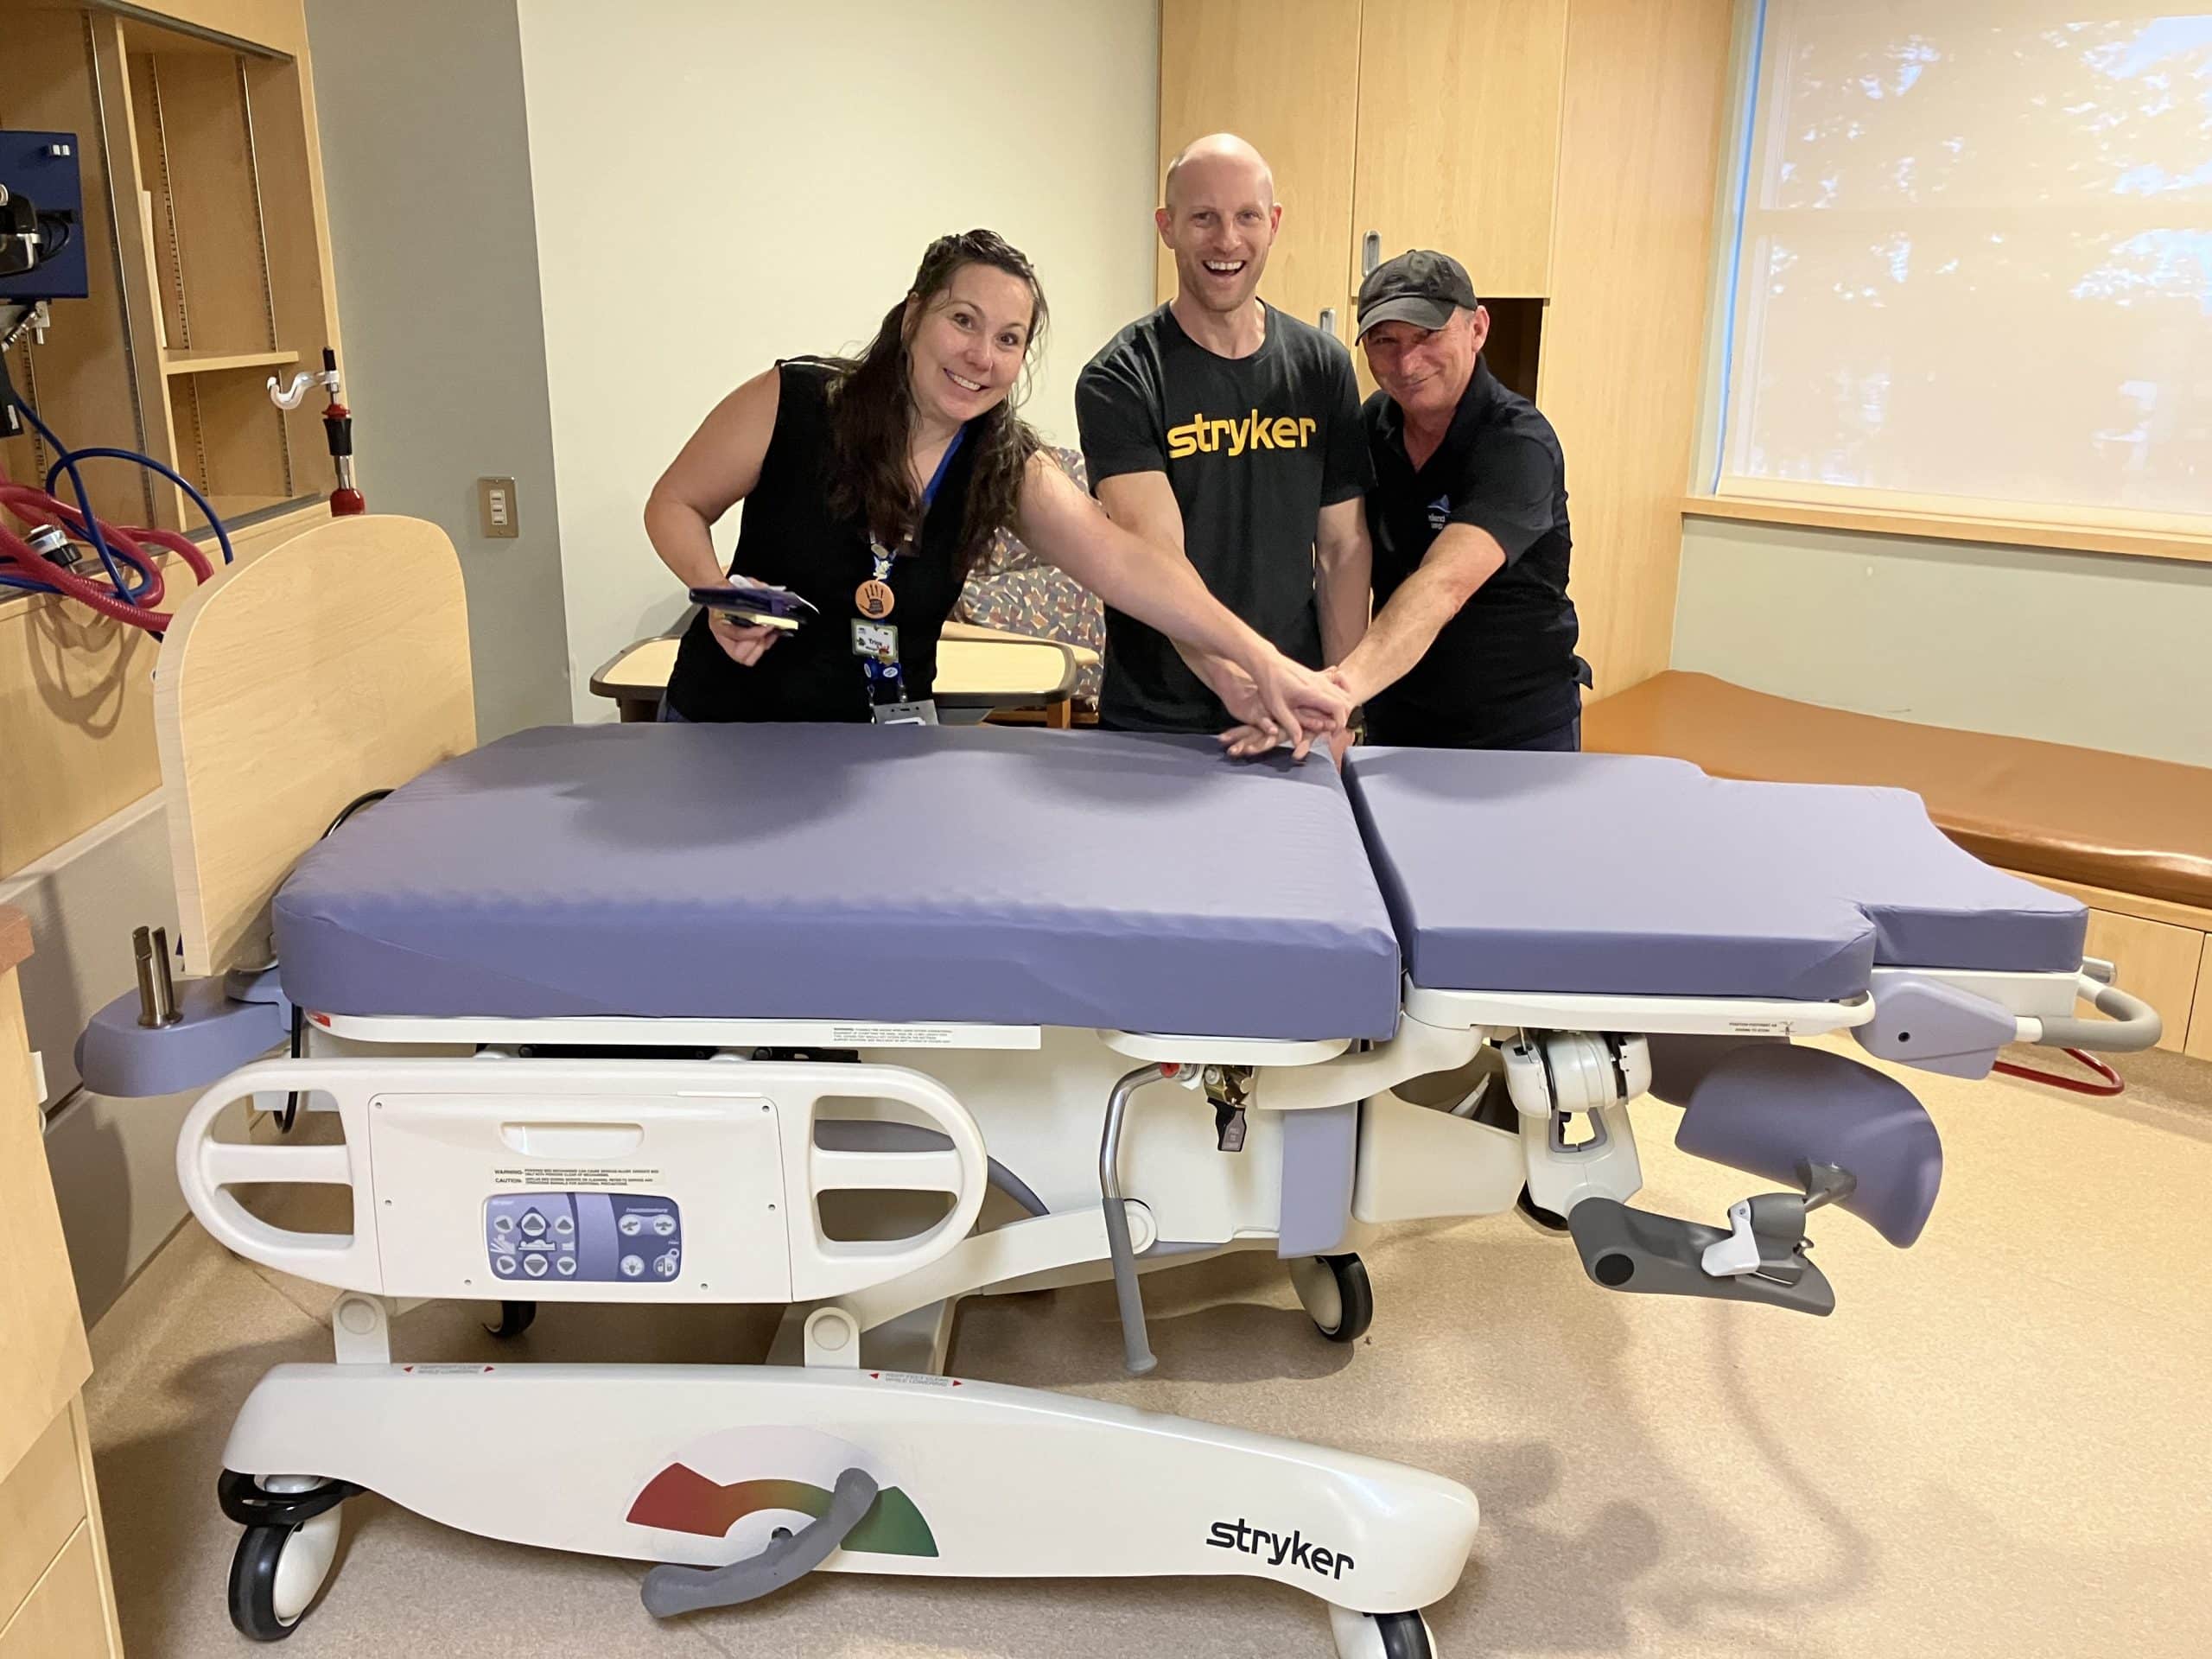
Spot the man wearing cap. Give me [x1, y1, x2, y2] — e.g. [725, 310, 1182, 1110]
[1076, 133, 1374, 752]
[1327, 250, 1586, 751]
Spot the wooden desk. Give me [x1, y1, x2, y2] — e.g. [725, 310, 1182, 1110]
[0, 908, 125, 1658]
[589, 625, 1089, 728]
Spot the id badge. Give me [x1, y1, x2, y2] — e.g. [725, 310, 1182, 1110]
[871, 698, 938, 726]
[851, 620, 899, 662]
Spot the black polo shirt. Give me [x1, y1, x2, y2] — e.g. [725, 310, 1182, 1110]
[1362, 361, 1583, 747]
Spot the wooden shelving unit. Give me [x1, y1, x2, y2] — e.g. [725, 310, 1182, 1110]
[0, 0, 342, 542]
[1, 0, 345, 882]
[162, 346, 298, 375]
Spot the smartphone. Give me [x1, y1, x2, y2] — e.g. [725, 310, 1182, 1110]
[690, 579, 819, 631]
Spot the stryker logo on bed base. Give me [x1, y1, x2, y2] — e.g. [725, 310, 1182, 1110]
[1205, 1516, 1355, 1580]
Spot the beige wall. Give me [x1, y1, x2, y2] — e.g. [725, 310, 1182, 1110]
[1673, 518, 2212, 767]
[513, 0, 1162, 720]
[305, 0, 572, 741]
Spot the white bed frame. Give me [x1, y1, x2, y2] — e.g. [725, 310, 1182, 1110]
[139, 519, 2121, 1656]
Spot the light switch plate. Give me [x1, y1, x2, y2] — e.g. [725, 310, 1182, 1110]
[477, 475, 518, 538]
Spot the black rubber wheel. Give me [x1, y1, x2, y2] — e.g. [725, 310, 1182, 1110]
[227, 1525, 303, 1642]
[485, 1299, 537, 1338]
[1516, 1184, 1571, 1235]
[1376, 1611, 1434, 1658]
[1314, 1253, 1374, 1344]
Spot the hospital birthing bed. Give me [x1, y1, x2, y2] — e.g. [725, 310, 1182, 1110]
[79, 518, 2161, 1656]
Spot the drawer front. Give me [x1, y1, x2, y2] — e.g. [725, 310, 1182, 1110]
[0, 1525, 108, 1659]
[0, 1404, 85, 1625]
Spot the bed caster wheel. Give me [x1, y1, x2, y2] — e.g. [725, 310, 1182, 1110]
[1329, 1604, 1436, 1659]
[1514, 1185, 1570, 1236]
[485, 1299, 537, 1338]
[1290, 1253, 1373, 1344]
[227, 1505, 342, 1641]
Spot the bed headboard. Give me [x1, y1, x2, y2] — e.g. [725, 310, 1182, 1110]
[154, 513, 477, 977]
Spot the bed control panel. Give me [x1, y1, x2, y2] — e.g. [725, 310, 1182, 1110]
[484, 1192, 683, 1285]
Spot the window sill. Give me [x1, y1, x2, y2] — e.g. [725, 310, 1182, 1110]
[1681, 494, 2212, 568]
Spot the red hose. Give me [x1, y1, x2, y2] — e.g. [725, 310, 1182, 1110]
[1993, 1048, 2125, 1097]
[0, 471, 215, 632]
[0, 520, 171, 629]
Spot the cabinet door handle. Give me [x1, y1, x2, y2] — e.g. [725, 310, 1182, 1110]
[1319, 306, 1338, 339]
[1363, 232, 1382, 276]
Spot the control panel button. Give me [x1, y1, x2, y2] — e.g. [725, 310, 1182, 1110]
[493, 1255, 518, 1276]
[523, 1254, 549, 1278]
[654, 1252, 679, 1278]
[520, 1211, 548, 1238]
[620, 1255, 645, 1278]
[553, 1215, 575, 1236]
[493, 1214, 516, 1234]
[556, 1256, 577, 1276]
[619, 1214, 644, 1236]
[651, 1214, 677, 1237]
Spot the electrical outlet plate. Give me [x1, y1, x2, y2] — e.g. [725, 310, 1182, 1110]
[477, 475, 518, 538]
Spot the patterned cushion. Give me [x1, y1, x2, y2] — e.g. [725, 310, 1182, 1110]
[955, 445, 1105, 704]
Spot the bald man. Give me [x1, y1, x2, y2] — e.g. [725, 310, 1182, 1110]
[1075, 134, 1372, 743]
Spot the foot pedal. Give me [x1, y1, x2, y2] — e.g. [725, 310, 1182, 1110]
[1567, 1198, 1835, 1316]
[640, 1465, 880, 1617]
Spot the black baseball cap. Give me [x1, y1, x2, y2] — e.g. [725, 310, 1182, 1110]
[1357, 250, 1479, 337]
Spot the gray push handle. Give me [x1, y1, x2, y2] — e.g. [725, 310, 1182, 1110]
[1100, 1062, 1171, 1376]
[2024, 974, 2163, 1054]
[640, 1465, 880, 1618]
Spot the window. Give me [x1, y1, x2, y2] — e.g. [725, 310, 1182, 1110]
[1711, 3, 2212, 524]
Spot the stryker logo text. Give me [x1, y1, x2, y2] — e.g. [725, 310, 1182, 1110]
[1166, 410, 1319, 460]
[1205, 1517, 1355, 1580]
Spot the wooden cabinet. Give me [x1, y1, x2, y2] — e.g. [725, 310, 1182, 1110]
[1156, 0, 1737, 698]
[1155, 0, 1363, 337]
[2190, 945, 2212, 1063]
[1350, 0, 1567, 300]
[0, 909, 124, 1657]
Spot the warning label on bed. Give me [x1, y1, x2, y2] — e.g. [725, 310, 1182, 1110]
[830, 1025, 959, 1047]
[1725, 1020, 1791, 1036]
[488, 1166, 660, 1189]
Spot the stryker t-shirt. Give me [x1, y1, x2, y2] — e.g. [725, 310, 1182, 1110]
[1075, 303, 1372, 732]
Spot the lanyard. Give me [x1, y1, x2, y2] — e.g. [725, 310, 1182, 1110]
[855, 426, 967, 703]
[868, 428, 967, 568]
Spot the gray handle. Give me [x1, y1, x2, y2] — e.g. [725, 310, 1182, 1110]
[1100, 1063, 1168, 1376]
[1362, 231, 1382, 276]
[2033, 977, 2163, 1054]
[640, 1465, 880, 1617]
[1319, 306, 1338, 339]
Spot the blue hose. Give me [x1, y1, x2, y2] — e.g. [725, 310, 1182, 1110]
[45, 445, 236, 569]
[2, 391, 235, 608]
[12, 397, 144, 599]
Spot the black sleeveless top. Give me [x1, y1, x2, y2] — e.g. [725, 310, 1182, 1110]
[663, 358, 981, 722]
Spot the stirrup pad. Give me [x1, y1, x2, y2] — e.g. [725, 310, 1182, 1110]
[640, 1465, 880, 1618]
[1676, 1045, 1942, 1248]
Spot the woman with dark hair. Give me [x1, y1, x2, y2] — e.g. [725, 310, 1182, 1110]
[645, 229, 1348, 757]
